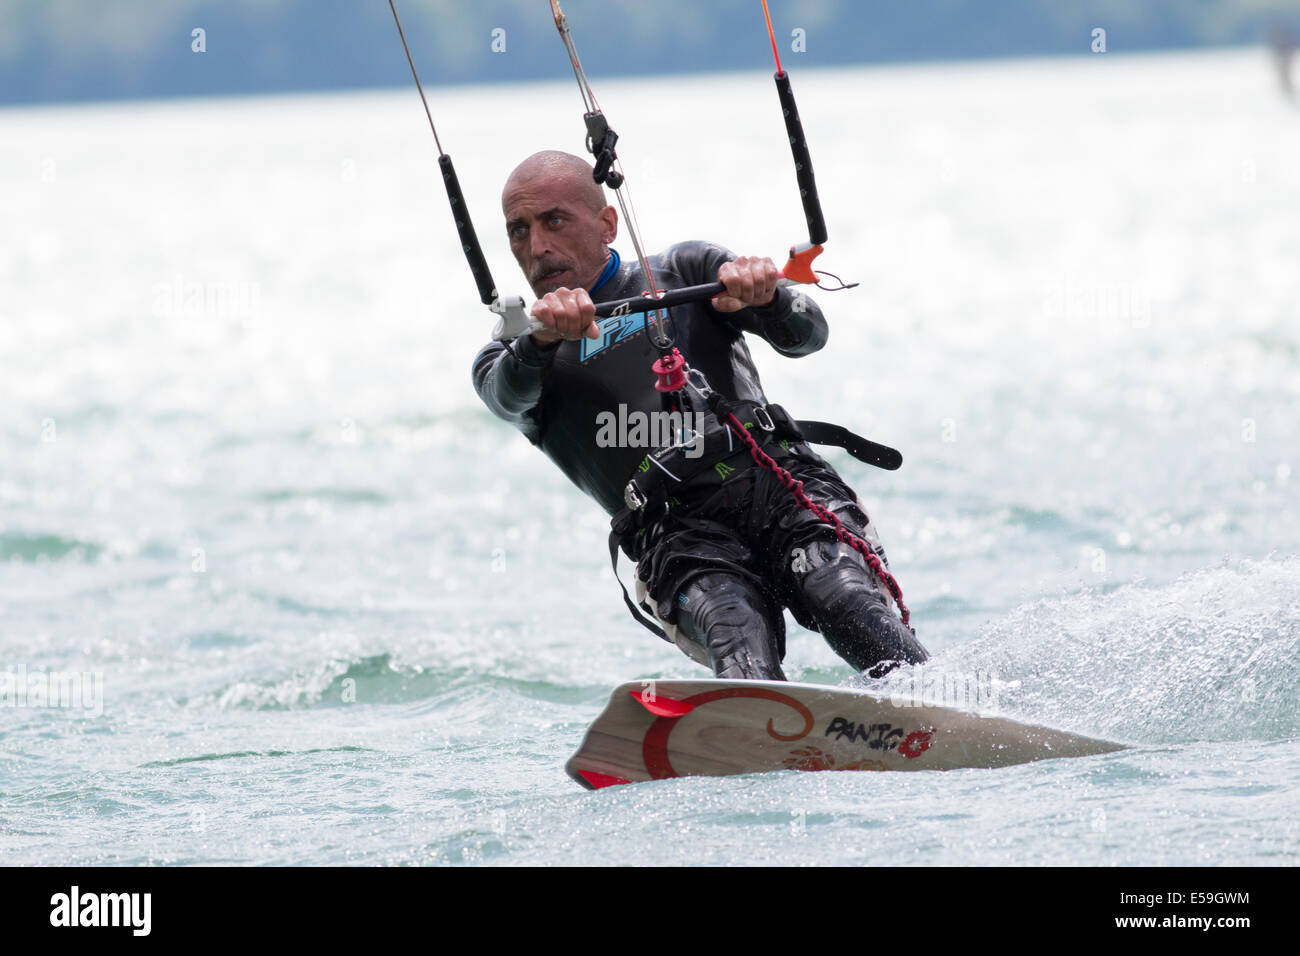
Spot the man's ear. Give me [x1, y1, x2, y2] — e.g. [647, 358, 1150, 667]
[599, 204, 618, 244]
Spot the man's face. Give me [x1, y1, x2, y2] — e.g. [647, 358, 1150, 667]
[503, 168, 617, 297]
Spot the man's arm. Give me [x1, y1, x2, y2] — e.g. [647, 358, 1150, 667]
[471, 286, 601, 441]
[470, 335, 559, 443]
[671, 240, 829, 357]
[723, 284, 829, 357]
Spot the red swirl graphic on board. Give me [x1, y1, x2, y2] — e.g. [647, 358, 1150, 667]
[641, 688, 815, 780]
[898, 729, 934, 758]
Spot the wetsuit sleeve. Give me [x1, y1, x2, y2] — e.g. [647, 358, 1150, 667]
[470, 336, 558, 443]
[732, 285, 829, 357]
[674, 240, 829, 357]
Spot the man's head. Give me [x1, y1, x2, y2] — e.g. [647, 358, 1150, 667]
[502, 150, 618, 296]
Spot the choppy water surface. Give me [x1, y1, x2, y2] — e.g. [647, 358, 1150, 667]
[2, 49, 1297, 865]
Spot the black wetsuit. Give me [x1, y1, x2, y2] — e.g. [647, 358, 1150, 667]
[472, 241, 928, 679]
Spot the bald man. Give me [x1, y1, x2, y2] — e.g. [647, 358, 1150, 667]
[473, 151, 928, 680]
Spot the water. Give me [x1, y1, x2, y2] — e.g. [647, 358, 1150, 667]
[2, 48, 1297, 865]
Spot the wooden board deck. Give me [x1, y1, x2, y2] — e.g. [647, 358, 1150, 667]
[566, 679, 1126, 789]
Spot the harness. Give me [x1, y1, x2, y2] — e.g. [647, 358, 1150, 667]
[606, 370, 909, 646]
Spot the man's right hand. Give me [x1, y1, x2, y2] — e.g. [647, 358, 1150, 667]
[529, 287, 601, 348]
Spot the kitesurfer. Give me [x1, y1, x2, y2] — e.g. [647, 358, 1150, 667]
[473, 151, 929, 680]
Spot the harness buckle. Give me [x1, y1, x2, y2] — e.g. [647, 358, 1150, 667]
[668, 427, 704, 457]
[753, 405, 775, 432]
[624, 481, 647, 512]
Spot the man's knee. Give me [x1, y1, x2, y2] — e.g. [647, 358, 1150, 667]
[787, 539, 886, 617]
[785, 538, 928, 672]
[674, 572, 786, 681]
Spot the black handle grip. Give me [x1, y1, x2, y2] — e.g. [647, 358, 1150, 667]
[774, 71, 828, 247]
[594, 281, 727, 318]
[439, 154, 498, 306]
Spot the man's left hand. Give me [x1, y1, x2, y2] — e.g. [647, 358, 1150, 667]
[712, 256, 779, 313]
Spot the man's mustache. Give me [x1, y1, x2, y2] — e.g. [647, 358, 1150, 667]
[530, 258, 576, 284]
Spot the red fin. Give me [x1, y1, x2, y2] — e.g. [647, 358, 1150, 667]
[628, 690, 695, 717]
[576, 769, 631, 789]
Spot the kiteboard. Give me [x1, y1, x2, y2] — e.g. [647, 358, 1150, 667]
[566, 678, 1125, 789]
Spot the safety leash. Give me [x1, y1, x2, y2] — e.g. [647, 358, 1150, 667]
[720, 410, 912, 628]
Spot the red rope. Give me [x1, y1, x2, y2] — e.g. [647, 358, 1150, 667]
[725, 413, 912, 627]
[761, 0, 784, 75]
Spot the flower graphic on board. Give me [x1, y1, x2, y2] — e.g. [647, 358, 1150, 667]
[897, 729, 935, 759]
[782, 745, 889, 772]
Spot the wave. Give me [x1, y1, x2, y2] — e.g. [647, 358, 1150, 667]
[141, 746, 370, 767]
[191, 653, 604, 711]
[253, 488, 390, 505]
[869, 557, 1300, 745]
[0, 533, 102, 562]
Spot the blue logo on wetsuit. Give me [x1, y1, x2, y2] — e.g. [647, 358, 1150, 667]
[581, 312, 648, 361]
[580, 249, 666, 362]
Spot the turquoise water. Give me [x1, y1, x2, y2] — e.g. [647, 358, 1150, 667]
[2, 49, 1298, 865]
